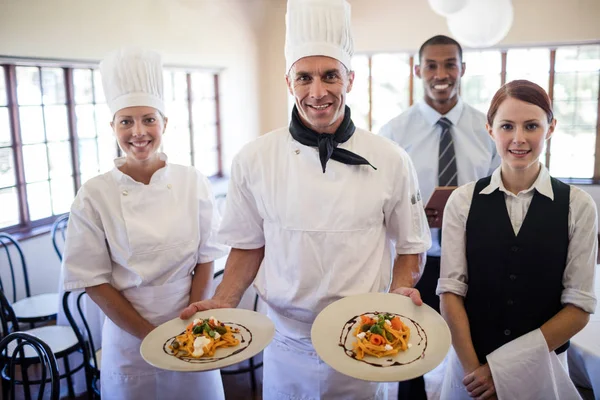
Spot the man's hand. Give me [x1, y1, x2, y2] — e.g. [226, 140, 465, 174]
[425, 208, 439, 227]
[463, 363, 496, 400]
[390, 287, 423, 306]
[180, 298, 233, 320]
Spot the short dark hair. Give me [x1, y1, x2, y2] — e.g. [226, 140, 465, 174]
[418, 35, 463, 63]
[487, 80, 554, 126]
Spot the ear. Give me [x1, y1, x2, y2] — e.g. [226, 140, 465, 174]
[162, 116, 169, 134]
[110, 120, 115, 130]
[285, 74, 294, 96]
[460, 62, 466, 77]
[346, 70, 355, 93]
[546, 118, 556, 140]
[415, 64, 422, 79]
[486, 123, 495, 140]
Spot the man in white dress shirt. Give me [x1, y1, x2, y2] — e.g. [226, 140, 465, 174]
[379, 35, 500, 400]
[181, 1, 431, 399]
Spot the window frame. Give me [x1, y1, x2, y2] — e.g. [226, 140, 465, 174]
[0, 56, 224, 237]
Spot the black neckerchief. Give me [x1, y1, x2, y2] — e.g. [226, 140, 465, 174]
[289, 105, 377, 173]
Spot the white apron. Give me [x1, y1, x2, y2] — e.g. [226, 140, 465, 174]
[262, 309, 387, 400]
[440, 330, 580, 400]
[100, 277, 225, 400]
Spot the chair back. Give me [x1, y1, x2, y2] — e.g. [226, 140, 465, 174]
[50, 214, 69, 261]
[0, 287, 19, 338]
[0, 332, 60, 400]
[0, 233, 31, 302]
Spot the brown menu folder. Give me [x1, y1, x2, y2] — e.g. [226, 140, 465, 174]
[425, 186, 457, 229]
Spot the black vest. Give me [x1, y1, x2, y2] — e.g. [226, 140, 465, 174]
[464, 176, 570, 364]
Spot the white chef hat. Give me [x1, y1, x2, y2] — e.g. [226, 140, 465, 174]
[284, 0, 354, 74]
[100, 47, 165, 117]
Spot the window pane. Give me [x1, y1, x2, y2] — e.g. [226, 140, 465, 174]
[346, 55, 370, 131]
[192, 98, 216, 125]
[413, 53, 424, 103]
[22, 143, 49, 182]
[47, 141, 73, 178]
[0, 67, 6, 106]
[194, 148, 218, 177]
[173, 71, 188, 102]
[194, 124, 217, 150]
[95, 105, 113, 138]
[93, 70, 105, 103]
[44, 105, 69, 142]
[0, 187, 19, 228]
[371, 54, 411, 133]
[549, 129, 595, 178]
[506, 48, 550, 92]
[163, 71, 175, 102]
[554, 72, 598, 101]
[0, 107, 11, 146]
[19, 106, 45, 144]
[41, 68, 66, 105]
[554, 100, 597, 128]
[16, 67, 42, 105]
[50, 177, 75, 215]
[555, 45, 600, 73]
[98, 136, 118, 172]
[78, 138, 99, 177]
[461, 51, 502, 113]
[74, 69, 94, 104]
[76, 104, 97, 138]
[0, 147, 16, 188]
[191, 72, 214, 100]
[26, 181, 52, 220]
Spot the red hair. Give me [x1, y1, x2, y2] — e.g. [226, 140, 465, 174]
[487, 80, 553, 126]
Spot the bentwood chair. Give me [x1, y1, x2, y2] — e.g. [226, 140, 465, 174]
[213, 269, 263, 397]
[0, 332, 61, 400]
[0, 289, 91, 399]
[51, 214, 70, 262]
[0, 233, 59, 328]
[63, 291, 101, 399]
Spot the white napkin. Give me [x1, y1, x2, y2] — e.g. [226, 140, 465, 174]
[487, 329, 581, 400]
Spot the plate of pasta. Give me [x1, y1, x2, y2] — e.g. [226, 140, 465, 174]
[311, 292, 451, 382]
[141, 308, 275, 372]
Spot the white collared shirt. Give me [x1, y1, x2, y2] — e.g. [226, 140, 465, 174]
[379, 98, 500, 256]
[436, 165, 598, 313]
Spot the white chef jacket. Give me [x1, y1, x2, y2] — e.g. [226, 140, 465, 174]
[379, 99, 500, 256]
[218, 127, 431, 338]
[63, 153, 227, 292]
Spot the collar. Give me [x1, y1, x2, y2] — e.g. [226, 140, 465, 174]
[417, 97, 465, 127]
[111, 152, 169, 184]
[480, 164, 554, 200]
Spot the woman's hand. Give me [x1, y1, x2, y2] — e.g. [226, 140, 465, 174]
[463, 363, 496, 399]
[179, 298, 234, 320]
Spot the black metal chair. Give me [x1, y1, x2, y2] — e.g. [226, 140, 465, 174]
[213, 269, 263, 396]
[0, 289, 92, 399]
[63, 291, 101, 399]
[0, 332, 61, 400]
[0, 233, 59, 328]
[51, 214, 69, 262]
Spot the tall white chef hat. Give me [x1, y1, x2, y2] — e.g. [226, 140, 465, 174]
[284, 0, 354, 74]
[100, 47, 165, 117]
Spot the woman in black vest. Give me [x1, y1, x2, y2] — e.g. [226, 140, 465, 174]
[437, 80, 597, 400]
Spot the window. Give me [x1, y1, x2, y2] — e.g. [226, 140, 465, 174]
[0, 59, 222, 233]
[350, 43, 600, 180]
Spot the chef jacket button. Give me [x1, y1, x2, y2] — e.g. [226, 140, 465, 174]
[167, 184, 172, 189]
[509, 274, 517, 281]
[510, 245, 519, 252]
[122, 190, 128, 196]
[294, 149, 300, 155]
[504, 329, 511, 336]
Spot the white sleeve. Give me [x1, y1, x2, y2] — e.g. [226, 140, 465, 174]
[436, 183, 474, 297]
[217, 155, 265, 249]
[62, 187, 112, 291]
[561, 186, 598, 313]
[196, 174, 229, 263]
[384, 150, 431, 256]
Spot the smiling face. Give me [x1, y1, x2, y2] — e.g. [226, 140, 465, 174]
[111, 106, 168, 164]
[487, 97, 555, 174]
[415, 44, 465, 114]
[286, 56, 354, 134]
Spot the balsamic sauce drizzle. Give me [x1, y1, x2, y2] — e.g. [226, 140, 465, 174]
[338, 311, 427, 367]
[163, 322, 253, 363]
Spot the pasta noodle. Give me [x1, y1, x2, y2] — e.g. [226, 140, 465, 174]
[352, 313, 410, 360]
[169, 316, 240, 359]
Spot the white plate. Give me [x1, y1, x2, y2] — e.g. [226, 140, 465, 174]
[140, 308, 275, 372]
[311, 293, 451, 382]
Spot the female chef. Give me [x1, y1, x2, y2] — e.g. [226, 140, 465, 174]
[61, 48, 227, 399]
[437, 80, 597, 399]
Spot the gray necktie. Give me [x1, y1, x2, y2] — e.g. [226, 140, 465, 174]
[438, 117, 458, 187]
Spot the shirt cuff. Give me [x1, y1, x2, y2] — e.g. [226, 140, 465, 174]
[561, 288, 597, 314]
[436, 278, 468, 297]
[63, 277, 110, 291]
